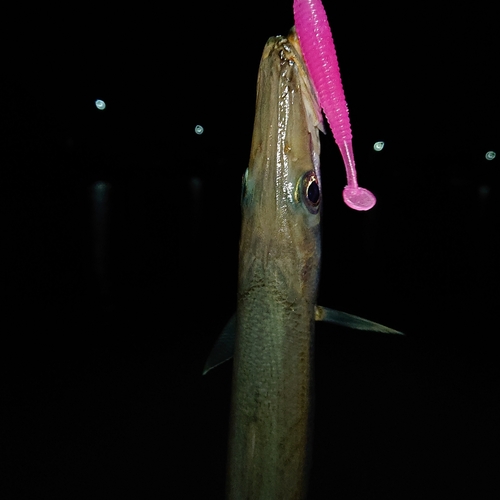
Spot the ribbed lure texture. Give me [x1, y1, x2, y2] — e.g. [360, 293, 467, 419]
[293, 0, 376, 210]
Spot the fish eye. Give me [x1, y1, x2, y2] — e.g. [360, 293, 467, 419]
[299, 170, 321, 214]
[307, 178, 319, 204]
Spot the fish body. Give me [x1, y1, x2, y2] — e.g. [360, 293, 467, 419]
[227, 30, 323, 500]
[203, 27, 402, 500]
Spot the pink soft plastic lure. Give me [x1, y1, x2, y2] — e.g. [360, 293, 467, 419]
[293, 0, 376, 210]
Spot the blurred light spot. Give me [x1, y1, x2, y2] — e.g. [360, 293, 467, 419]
[95, 99, 106, 110]
[485, 151, 496, 160]
[92, 181, 110, 204]
[194, 125, 204, 135]
[373, 141, 384, 151]
[478, 185, 490, 199]
[190, 176, 202, 191]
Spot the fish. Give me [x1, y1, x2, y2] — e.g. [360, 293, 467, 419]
[204, 28, 402, 500]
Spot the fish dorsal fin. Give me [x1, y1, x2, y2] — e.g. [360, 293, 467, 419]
[203, 314, 237, 375]
[315, 306, 404, 335]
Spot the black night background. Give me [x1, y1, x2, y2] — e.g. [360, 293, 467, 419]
[2, 1, 498, 498]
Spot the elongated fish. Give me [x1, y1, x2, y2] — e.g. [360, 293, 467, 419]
[204, 28, 401, 500]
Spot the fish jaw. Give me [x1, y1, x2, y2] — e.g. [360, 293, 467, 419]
[228, 31, 323, 500]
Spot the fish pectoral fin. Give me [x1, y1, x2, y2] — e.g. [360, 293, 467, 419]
[203, 307, 403, 376]
[202, 313, 237, 375]
[315, 306, 404, 335]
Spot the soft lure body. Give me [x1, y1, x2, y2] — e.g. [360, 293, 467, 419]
[294, 0, 376, 210]
[204, 29, 402, 499]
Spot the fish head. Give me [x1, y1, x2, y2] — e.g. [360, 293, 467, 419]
[239, 31, 324, 304]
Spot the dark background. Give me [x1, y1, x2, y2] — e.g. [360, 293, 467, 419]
[2, 1, 498, 498]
